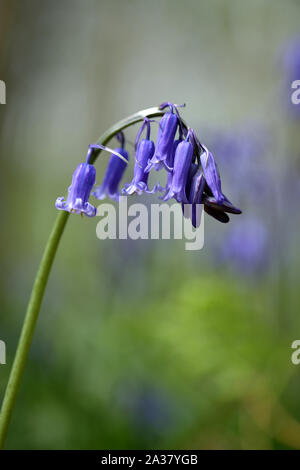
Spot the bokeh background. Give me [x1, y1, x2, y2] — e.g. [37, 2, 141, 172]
[1, 0, 300, 449]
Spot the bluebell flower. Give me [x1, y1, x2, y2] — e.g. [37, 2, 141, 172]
[55, 161, 97, 217]
[55, 143, 128, 217]
[122, 139, 156, 195]
[123, 118, 162, 195]
[93, 147, 129, 201]
[162, 139, 182, 196]
[185, 166, 204, 204]
[166, 138, 181, 170]
[200, 144, 225, 204]
[163, 135, 194, 203]
[182, 167, 206, 227]
[145, 103, 181, 172]
[55, 103, 242, 230]
[178, 134, 242, 225]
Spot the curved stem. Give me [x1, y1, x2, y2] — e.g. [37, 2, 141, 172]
[90, 106, 164, 164]
[0, 211, 69, 449]
[0, 106, 165, 449]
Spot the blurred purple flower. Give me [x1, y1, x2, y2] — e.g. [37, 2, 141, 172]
[283, 35, 300, 80]
[116, 382, 173, 436]
[220, 217, 269, 273]
[207, 128, 272, 205]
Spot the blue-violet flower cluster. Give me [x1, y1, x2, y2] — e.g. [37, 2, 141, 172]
[55, 102, 242, 226]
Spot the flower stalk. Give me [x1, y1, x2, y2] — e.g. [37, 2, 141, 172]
[0, 106, 165, 449]
[0, 102, 242, 448]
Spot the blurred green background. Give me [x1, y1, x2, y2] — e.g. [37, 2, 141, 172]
[1, 0, 300, 449]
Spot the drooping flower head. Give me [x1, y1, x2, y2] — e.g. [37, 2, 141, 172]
[55, 102, 242, 229]
[55, 148, 97, 217]
[93, 132, 129, 201]
[122, 118, 158, 195]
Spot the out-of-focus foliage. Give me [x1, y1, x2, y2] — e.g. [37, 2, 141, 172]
[1, 0, 300, 450]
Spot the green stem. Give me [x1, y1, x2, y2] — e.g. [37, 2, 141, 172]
[0, 211, 69, 449]
[0, 106, 164, 449]
[90, 106, 165, 164]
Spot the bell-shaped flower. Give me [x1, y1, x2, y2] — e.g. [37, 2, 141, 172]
[55, 162, 97, 217]
[163, 138, 193, 203]
[162, 139, 181, 196]
[122, 139, 156, 195]
[182, 167, 206, 228]
[93, 147, 129, 201]
[200, 144, 225, 204]
[145, 112, 178, 172]
[55, 143, 128, 217]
